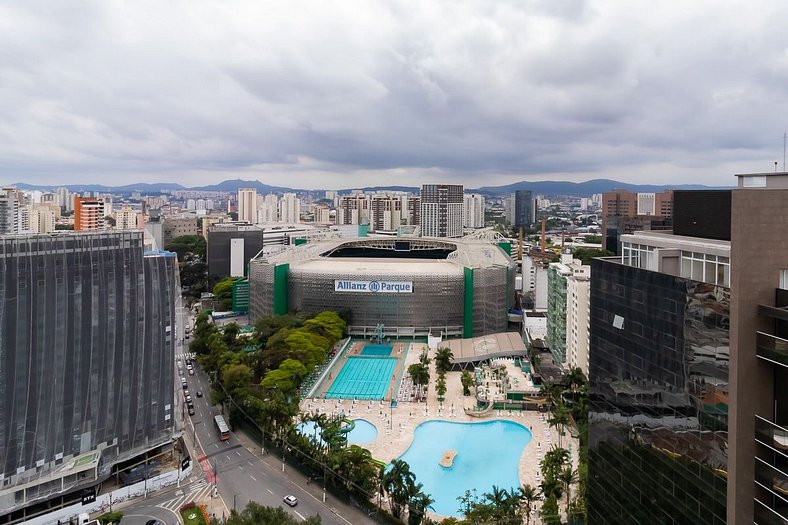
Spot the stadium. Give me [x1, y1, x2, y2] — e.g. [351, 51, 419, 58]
[249, 237, 516, 338]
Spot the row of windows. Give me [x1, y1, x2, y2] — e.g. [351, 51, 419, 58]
[680, 251, 730, 287]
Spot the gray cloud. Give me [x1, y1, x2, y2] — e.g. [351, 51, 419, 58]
[1, 0, 787, 188]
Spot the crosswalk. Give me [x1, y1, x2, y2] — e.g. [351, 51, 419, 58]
[176, 351, 196, 361]
[158, 479, 215, 511]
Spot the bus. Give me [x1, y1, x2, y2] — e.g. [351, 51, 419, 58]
[214, 414, 230, 441]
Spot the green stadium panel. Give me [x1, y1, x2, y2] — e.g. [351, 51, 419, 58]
[463, 267, 474, 338]
[294, 238, 308, 246]
[497, 241, 512, 257]
[273, 263, 289, 315]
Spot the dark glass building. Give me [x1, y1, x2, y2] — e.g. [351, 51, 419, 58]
[513, 190, 535, 229]
[588, 257, 729, 524]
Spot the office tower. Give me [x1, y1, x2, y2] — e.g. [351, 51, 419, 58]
[114, 204, 139, 230]
[587, 190, 731, 524]
[420, 184, 463, 238]
[370, 195, 402, 231]
[601, 189, 673, 253]
[726, 172, 788, 523]
[73, 196, 106, 231]
[463, 193, 485, 228]
[512, 190, 536, 229]
[237, 188, 257, 224]
[546, 252, 591, 366]
[339, 194, 370, 225]
[0, 231, 177, 520]
[279, 193, 301, 224]
[0, 189, 20, 234]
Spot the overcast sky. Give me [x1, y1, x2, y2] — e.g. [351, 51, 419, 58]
[2, 1, 787, 189]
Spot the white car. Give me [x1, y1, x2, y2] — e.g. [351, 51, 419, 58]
[283, 495, 298, 507]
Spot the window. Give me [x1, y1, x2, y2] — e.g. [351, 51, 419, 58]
[780, 269, 788, 290]
[680, 251, 730, 287]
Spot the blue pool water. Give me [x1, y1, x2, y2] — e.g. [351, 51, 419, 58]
[325, 356, 397, 399]
[297, 419, 378, 445]
[361, 344, 393, 356]
[396, 420, 532, 517]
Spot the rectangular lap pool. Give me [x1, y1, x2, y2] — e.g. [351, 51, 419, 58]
[325, 356, 397, 400]
[360, 343, 393, 356]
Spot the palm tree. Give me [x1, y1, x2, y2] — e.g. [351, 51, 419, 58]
[408, 363, 430, 401]
[565, 367, 587, 393]
[547, 403, 571, 448]
[519, 484, 539, 525]
[460, 370, 474, 396]
[434, 347, 454, 374]
[406, 483, 435, 525]
[381, 459, 416, 519]
[558, 466, 578, 513]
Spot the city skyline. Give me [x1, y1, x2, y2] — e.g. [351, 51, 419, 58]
[2, 1, 787, 188]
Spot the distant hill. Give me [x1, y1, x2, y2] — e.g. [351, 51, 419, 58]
[8, 177, 731, 197]
[471, 178, 731, 197]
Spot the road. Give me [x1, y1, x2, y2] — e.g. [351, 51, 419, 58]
[170, 306, 374, 525]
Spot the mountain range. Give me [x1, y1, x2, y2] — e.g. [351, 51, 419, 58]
[8, 177, 730, 198]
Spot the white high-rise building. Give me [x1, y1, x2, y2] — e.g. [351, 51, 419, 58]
[0, 189, 20, 234]
[279, 193, 301, 223]
[420, 184, 463, 238]
[28, 206, 56, 233]
[257, 194, 279, 223]
[238, 188, 257, 224]
[566, 272, 591, 375]
[56, 187, 72, 212]
[463, 193, 485, 228]
[115, 205, 139, 230]
[186, 199, 196, 211]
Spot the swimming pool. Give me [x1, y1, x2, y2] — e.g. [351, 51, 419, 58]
[296, 418, 378, 445]
[325, 355, 397, 400]
[361, 344, 393, 356]
[396, 420, 532, 517]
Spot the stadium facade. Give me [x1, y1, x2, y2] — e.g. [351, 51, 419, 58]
[0, 232, 178, 522]
[249, 238, 516, 337]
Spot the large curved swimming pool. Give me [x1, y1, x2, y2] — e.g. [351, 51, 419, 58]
[397, 420, 532, 517]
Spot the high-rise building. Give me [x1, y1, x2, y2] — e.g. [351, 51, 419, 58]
[546, 252, 591, 365]
[56, 187, 72, 212]
[601, 189, 673, 253]
[73, 196, 106, 231]
[27, 205, 56, 233]
[566, 271, 591, 375]
[512, 190, 536, 229]
[237, 188, 257, 224]
[339, 194, 370, 225]
[587, 189, 734, 524]
[463, 193, 485, 228]
[279, 193, 301, 224]
[114, 204, 139, 230]
[0, 189, 20, 234]
[724, 172, 788, 523]
[420, 184, 463, 238]
[257, 194, 279, 223]
[0, 231, 178, 520]
[370, 195, 402, 231]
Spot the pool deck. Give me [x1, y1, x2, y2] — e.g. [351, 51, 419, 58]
[301, 342, 580, 518]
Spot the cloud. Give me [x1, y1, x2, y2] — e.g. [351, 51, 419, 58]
[1, 0, 787, 189]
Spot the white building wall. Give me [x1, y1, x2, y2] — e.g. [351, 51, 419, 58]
[566, 276, 591, 375]
[534, 265, 549, 311]
[238, 188, 257, 224]
[463, 193, 485, 228]
[279, 193, 301, 223]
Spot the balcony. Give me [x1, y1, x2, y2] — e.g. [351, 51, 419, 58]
[754, 416, 788, 522]
[756, 331, 788, 368]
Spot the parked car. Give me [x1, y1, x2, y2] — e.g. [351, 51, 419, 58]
[196, 390, 203, 398]
[188, 407, 195, 416]
[283, 495, 298, 507]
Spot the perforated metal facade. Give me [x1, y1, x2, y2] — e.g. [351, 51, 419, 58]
[0, 232, 177, 514]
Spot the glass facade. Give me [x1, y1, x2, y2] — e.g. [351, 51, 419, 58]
[0, 232, 177, 513]
[588, 258, 729, 524]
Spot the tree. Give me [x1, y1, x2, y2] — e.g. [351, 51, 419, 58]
[381, 459, 416, 519]
[547, 404, 571, 448]
[434, 347, 454, 374]
[572, 247, 613, 265]
[407, 483, 435, 525]
[435, 376, 447, 401]
[104, 215, 116, 227]
[540, 495, 562, 525]
[519, 484, 539, 525]
[408, 363, 430, 401]
[224, 501, 321, 525]
[559, 466, 579, 513]
[460, 370, 474, 396]
[213, 277, 237, 311]
[164, 234, 206, 261]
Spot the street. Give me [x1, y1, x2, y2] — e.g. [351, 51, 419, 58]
[141, 305, 374, 525]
